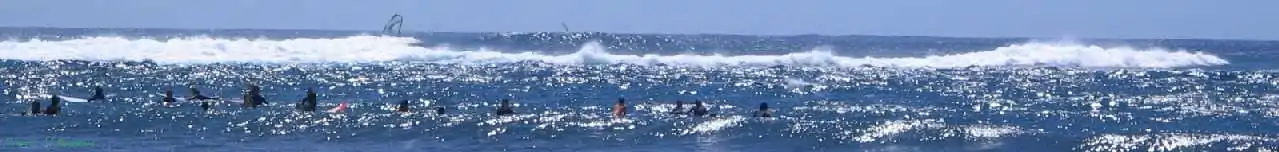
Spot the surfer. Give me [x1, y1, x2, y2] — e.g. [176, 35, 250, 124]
[296, 88, 318, 112]
[396, 100, 410, 112]
[44, 94, 61, 115]
[87, 86, 106, 102]
[26, 101, 41, 115]
[161, 90, 177, 106]
[671, 100, 686, 114]
[690, 100, 709, 117]
[242, 85, 268, 108]
[612, 98, 627, 118]
[753, 102, 772, 117]
[435, 107, 445, 115]
[188, 88, 219, 101]
[200, 100, 212, 112]
[495, 99, 515, 116]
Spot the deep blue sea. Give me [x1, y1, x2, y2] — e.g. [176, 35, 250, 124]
[2, 27, 1279, 152]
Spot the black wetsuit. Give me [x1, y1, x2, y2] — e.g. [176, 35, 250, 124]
[243, 86, 267, 108]
[44, 96, 61, 115]
[755, 111, 772, 117]
[496, 108, 514, 115]
[201, 101, 212, 111]
[297, 89, 317, 112]
[690, 101, 709, 117]
[163, 96, 176, 103]
[496, 100, 515, 116]
[754, 103, 772, 117]
[88, 87, 106, 102]
[251, 94, 267, 106]
[162, 91, 177, 104]
[28, 101, 41, 115]
[396, 100, 410, 112]
[242, 93, 256, 108]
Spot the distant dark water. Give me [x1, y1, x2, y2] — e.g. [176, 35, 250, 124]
[2, 27, 1279, 152]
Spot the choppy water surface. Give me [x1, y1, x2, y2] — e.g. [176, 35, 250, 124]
[2, 27, 1279, 151]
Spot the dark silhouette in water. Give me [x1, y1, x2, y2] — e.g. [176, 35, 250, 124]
[161, 90, 177, 106]
[201, 101, 212, 112]
[690, 100, 709, 117]
[44, 95, 61, 115]
[435, 107, 445, 115]
[242, 85, 268, 108]
[671, 100, 686, 114]
[88, 86, 106, 102]
[754, 102, 772, 117]
[296, 88, 318, 112]
[396, 100, 410, 112]
[27, 101, 41, 115]
[496, 99, 515, 116]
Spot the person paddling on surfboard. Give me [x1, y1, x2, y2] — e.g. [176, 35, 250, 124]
[753, 102, 772, 117]
[296, 88, 318, 112]
[161, 90, 177, 106]
[242, 85, 267, 108]
[44, 94, 61, 115]
[188, 88, 219, 101]
[87, 86, 106, 102]
[690, 100, 709, 117]
[612, 98, 627, 118]
[395, 100, 410, 113]
[495, 99, 515, 116]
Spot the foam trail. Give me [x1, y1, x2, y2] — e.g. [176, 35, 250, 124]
[0, 36, 1229, 68]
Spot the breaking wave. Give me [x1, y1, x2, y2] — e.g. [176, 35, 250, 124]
[0, 36, 1228, 68]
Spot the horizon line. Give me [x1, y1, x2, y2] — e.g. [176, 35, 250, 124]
[2, 26, 1276, 42]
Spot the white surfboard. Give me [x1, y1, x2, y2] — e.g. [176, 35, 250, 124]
[35, 94, 90, 103]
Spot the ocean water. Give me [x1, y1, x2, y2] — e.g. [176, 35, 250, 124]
[1, 27, 1279, 151]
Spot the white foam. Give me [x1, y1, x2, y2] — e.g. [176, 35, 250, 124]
[1080, 133, 1276, 152]
[0, 36, 1229, 68]
[850, 120, 945, 142]
[680, 116, 747, 135]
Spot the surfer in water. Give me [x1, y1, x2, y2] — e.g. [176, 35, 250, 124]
[612, 98, 627, 118]
[44, 94, 61, 115]
[296, 88, 318, 112]
[495, 99, 515, 116]
[753, 102, 773, 117]
[200, 100, 212, 112]
[396, 100, 410, 112]
[26, 101, 41, 115]
[161, 90, 177, 106]
[671, 100, 686, 114]
[188, 88, 219, 101]
[690, 100, 709, 117]
[435, 107, 445, 115]
[87, 86, 106, 102]
[242, 85, 267, 108]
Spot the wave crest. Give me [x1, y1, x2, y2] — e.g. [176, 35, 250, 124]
[0, 36, 1228, 68]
